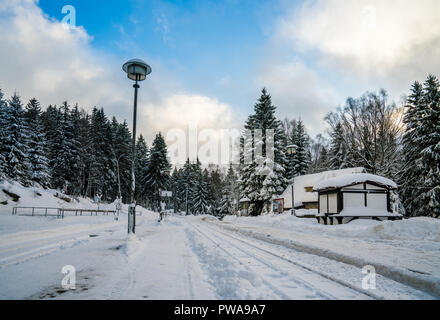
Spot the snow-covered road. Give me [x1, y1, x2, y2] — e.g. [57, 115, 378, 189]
[0, 213, 435, 300]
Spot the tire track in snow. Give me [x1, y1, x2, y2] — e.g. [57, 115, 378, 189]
[201, 221, 384, 300]
[186, 219, 353, 299]
[188, 220, 329, 299]
[190, 219, 382, 299]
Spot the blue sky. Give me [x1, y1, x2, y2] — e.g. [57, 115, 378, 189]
[38, 0, 293, 111]
[1, 0, 438, 146]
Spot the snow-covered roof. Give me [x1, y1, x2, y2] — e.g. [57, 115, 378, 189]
[239, 197, 250, 203]
[277, 167, 366, 208]
[314, 173, 397, 191]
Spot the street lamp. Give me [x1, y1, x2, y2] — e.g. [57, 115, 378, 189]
[122, 58, 152, 234]
[286, 144, 296, 216]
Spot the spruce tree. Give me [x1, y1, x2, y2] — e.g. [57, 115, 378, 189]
[111, 119, 132, 202]
[178, 159, 195, 214]
[76, 109, 91, 196]
[24, 98, 51, 187]
[170, 167, 181, 212]
[135, 134, 149, 206]
[400, 76, 440, 218]
[0, 89, 8, 180]
[239, 88, 288, 215]
[219, 164, 238, 215]
[414, 76, 440, 217]
[87, 108, 116, 200]
[50, 102, 79, 191]
[289, 119, 310, 177]
[68, 104, 83, 194]
[41, 105, 63, 188]
[3, 93, 32, 185]
[192, 159, 210, 215]
[144, 132, 171, 210]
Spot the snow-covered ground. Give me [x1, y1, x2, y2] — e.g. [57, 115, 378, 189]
[220, 214, 440, 297]
[0, 182, 438, 300]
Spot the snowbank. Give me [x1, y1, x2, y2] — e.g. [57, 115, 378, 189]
[294, 209, 317, 217]
[337, 208, 401, 217]
[357, 217, 440, 242]
[223, 213, 439, 245]
[0, 180, 146, 216]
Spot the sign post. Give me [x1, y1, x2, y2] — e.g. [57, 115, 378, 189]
[128, 204, 135, 234]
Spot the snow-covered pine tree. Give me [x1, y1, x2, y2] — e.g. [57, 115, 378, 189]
[290, 119, 310, 177]
[283, 119, 297, 181]
[203, 168, 216, 215]
[191, 159, 210, 215]
[328, 122, 348, 170]
[400, 76, 440, 218]
[2, 93, 32, 185]
[50, 101, 79, 191]
[110, 119, 132, 202]
[67, 104, 84, 195]
[144, 132, 171, 211]
[399, 81, 423, 216]
[412, 75, 440, 218]
[135, 134, 149, 206]
[41, 105, 63, 188]
[87, 107, 116, 200]
[219, 164, 238, 215]
[177, 158, 195, 214]
[0, 89, 8, 180]
[170, 167, 180, 213]
[23, 98, 51, 188]
[239, 88, 288, 215]
[75, 108, 92, 197]
[207, 166, 222, 215]
[218, 189, 232, 216]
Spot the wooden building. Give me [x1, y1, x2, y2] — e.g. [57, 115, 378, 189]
[273, 167, 365, 214]
[313, 173, 402, 225]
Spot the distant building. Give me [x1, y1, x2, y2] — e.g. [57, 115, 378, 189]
[274, 167, 366, 213]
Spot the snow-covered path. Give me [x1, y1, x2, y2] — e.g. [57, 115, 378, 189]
[0, 214, 435, 299]
[184, 218, 372, 299]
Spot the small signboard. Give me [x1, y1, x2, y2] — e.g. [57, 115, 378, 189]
[161, 191, 173, 198]
[273, 198, 284, 214]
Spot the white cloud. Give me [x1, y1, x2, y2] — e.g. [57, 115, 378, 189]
[0, 0, 239, 156]
[255, 0, 440, 138]
[143, 94, 239, 132]
[275, 0, 440, 92]
[0, 0, 128, 116]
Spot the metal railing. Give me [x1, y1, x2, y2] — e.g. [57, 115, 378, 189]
[12, 207, 117, 219]
[12, 207, 62, 217]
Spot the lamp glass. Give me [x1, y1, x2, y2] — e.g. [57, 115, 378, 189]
[123, 59, 152, 82]
[286, 145, 296, 155]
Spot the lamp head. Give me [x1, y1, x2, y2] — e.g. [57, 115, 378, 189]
[286, 144, 297, 155]
[122, 58, 152, 81]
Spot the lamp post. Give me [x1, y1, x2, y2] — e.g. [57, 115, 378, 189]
[122, 58, 152, 234]
[286, 144, 297, 216]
